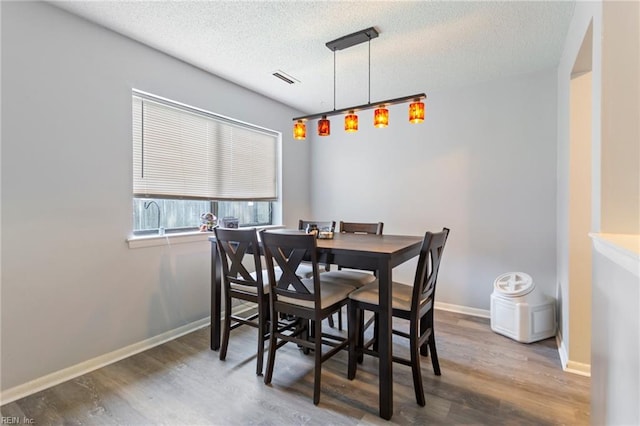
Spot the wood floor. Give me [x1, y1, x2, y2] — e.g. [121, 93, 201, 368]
[1, 310, 590, 425]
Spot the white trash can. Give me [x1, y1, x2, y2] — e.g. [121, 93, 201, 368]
[490, 272, 556, 343]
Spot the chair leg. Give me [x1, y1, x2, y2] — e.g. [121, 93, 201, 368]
[300, 319, 310, 355]
[347, 301, 359, 380]
[372, 313, 380, 352]
[220, 296, 232, 361]
[420, 315, 429, 356]
[264, 316, 278, 385]
[313, 318, 323, 405]
[256, 305, 267, 376]
[327, 314, 335, 328]
[337, 308, 343, 330]
[357, 309, 365, 364]
[410, 325, 426, 407]
[429, 332, 441, 376]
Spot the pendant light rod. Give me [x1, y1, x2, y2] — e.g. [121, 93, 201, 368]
[292, 93, 426, 122]
[333, 50, 336, 111]
[368, 38, 371, 104]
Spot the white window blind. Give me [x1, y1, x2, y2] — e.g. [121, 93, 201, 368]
[132, 93, 278, 201]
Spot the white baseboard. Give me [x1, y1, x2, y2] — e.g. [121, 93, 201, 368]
[556, 333, 569, 370]
[556, 332, 591, 377]
[0, 317, 211, 406]
[565, 360, 591, 377]
[435, 301, 491, 318]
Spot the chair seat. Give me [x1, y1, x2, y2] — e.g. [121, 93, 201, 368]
[295, 263, 314, 278]
[233, 269, 280, 294]
[279, 277, 355, 309]
[329, 270, 376, 287]
[348, 281, 427, 312]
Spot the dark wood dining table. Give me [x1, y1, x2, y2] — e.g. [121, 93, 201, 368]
[209, 230, 423, 420]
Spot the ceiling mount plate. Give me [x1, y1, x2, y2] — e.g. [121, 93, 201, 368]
[326, 27, 379, 51]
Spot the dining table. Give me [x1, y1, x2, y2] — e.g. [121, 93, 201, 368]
[209, 230, 423, 420]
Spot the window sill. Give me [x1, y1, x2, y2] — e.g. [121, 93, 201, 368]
[127, 225, 285, 249]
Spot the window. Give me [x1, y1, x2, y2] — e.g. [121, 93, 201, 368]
[132, 91, 278, 235]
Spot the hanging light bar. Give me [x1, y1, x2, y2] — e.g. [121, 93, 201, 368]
[293, 93, 426, 123]
[292, 27, 426, 139]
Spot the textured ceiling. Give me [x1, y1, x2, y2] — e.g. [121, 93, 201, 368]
[50, 1, 575, 114]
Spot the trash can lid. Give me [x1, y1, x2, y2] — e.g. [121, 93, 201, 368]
[493, 272, 535, 297]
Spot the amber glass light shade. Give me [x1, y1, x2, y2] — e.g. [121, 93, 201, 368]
[409, 101, 425, 123]
[293, 120, 306, 140]
[374, 107, 389, 128]
[318, 115, 330, 136]
[344, 111, 358, 132]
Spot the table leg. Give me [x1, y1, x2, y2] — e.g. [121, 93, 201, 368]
[378, 261, 393, 420]
[210, 240, 221, 350]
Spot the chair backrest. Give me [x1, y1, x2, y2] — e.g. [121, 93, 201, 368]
[260, 231, 320, 304]
[214, 227, 264, 296]
[339, 221, 384, 235]
[298, 220, 336, 232]
[412, 228, 450, 312]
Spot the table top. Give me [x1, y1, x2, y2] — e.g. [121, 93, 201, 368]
[259, 229, 423, 256]
[210, 228, 423, 255]
[315, 232, 423, 254]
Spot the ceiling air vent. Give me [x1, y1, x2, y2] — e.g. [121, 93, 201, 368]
[272, 70, 299, 85]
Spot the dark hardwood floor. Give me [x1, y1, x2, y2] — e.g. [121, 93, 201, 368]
[1, 310, 590, 425]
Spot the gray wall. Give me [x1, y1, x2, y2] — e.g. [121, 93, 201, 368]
[591, 246, 639, 425]
[309, 71, 558, 311]
[593, 1, 640, 423]
[1, 1, 310, 392]
[558, 0, 640, 422]
[600, 0, 640, 234]
[556, 0, 602, 375]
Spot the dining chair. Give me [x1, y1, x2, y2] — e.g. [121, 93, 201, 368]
[260, 230, 361, 405]
[329, 221, 384, 330]
[297, 219, 338, 326]
[339, 221, 384, 235]
[297, 219, 336, 272]
[347, 227, 450, 406]
[299, 219, 336, 234]
[214, 227, 274, 376]
[331, 221, 385, 330]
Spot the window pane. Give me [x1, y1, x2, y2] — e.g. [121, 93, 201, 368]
[133, 199, 272, 233]
[133, 198, 210, 233]
[217, 201, 272, 227]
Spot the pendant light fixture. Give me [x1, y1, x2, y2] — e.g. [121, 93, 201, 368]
[318, 49, 338, 137]
[318, 115, 330, 136]
[409, 100, 425, 123]
[293, 120, 306, 140]
[374, 107, 389, 127]
[292, 27, 426, 139]
[344, 111, 358, 132]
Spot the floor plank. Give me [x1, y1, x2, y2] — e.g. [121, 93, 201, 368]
[1, 310, 590, 425]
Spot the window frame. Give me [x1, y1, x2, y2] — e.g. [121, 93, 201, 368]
[131, 90, 279, 235]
